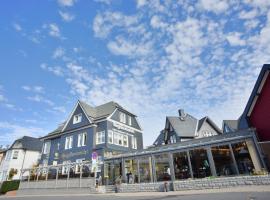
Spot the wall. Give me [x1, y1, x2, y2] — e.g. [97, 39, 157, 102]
[196, 121, 219, 138]
[250, 73, 270, 142]
[116, 175, 270, 193]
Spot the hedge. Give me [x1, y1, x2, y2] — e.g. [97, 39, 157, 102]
[0, 180, 20, 194]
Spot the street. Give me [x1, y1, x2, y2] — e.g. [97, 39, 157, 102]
[0, 192, 270, 200]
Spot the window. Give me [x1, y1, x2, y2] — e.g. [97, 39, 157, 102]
[53, 161, 58, 166]
[123, 135, 128, 147]
[78, 132, 87, 147]
[173, 151, 191, 180]
[5, 151, 12, 161]
[108, 130, 113, 144]
[65, 136, 73, 149]
[114, 132, 123, 145]
[96, 131, 105, 144]
[73, 113, 82, 124]
[12, 150, 19, 159]
[128, 116, 132, 126]
[154, 154, 171, 181]
[75, 159, 85, 173]
[43, 141, 51, 154]
[62, 161, 71, 174]
[132, 136, 137, 149]
[189, 148, 212, 178]
[120, 112, 126, 123]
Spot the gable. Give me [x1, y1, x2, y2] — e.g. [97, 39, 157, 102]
[62, 103, 92, 132]
[196, 120, 220, 138]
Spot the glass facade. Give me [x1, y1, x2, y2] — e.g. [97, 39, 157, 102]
[232, 141, 255, 174]
[173, 151, 191, 180]
[189, 148, 211, 178]
[154, 154, 171, 181]
[124, 159, 139, 183]
[138, 156, 152, 183]
[211, 145, 237, 176]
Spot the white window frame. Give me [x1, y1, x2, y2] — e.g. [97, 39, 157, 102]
[119, 112, 126, 123]
[96, 131, 105, 145]
[123, 135, 128, 147]
[132, 136, 137, 149]
[65, 136, 73, 149]
[128, 116, 132, 126]
[43, 141, 51, 154]
[78, 132, 87, 147]
[75, 159, 85, 174]
[12, 150, 19, 159]
[62, 160, 71, 175]
[73, 113, 82, 124]
[108, 130, 113, 144]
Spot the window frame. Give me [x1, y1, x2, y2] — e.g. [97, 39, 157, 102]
[119, 112, 126, 123]
[132, 136, 137, 149]
[96, 131, 105, 145]
[65, 136, 73, 149]
[73, 113, 82, 124]
[78, 132, 87, 147]
[12, 150, 19, 159]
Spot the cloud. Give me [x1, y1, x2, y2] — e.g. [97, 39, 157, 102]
[239, 9, 258, 19]
[52, 106, 66, 113]
[43, 23, 61, 38]
[93, 11, 138, 38]
[40, 63, 64, 76]
[27, 95, 54, 106]
[52, 47, 65, 59]
[13, 23, 22, 31]
[57, 0, 76, 7]
[107, 37, 152, 57]
[22, 85, 44, 93]
[226, 32, 246, 46]
[197, 0, 229, 14]
[59, 11, 75, 22]
[0, 122, 46, 145]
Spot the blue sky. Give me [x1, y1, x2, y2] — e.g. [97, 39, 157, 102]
[1, 0, 270, 147]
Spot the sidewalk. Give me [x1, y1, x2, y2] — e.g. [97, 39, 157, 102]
[112, 185, 270, 197]
[2, 185, 270, 198]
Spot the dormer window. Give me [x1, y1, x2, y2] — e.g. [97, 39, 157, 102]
[73, 113, 82, 124]
[119, 112, 126, 123]
[128, 116, 132, 126]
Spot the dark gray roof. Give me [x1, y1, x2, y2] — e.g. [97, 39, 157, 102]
[80, 100, 124, 119]
[198, 116, 222, 134]
[10, 136, 42, 151]
[45, 100, 135, 138]
[223, 120, 239, 131]
[167, 114, 198, 137]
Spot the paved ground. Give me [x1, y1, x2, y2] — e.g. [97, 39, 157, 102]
[0, 186, 270, 200]
[0, 192, 270, 200]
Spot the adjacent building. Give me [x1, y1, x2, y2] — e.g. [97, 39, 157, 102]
[0, 136, 42, 181]
[153, 109, 222, 146]
[222, 64, 270, 168]
[39, 100, 143, 172]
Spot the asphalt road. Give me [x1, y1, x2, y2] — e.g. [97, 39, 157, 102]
[0, 192, 269, 200]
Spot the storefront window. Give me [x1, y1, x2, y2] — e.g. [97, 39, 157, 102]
[189, 148, 211, 178]
[232, 141, 254, 174]
[124, 159, 139, 183]
[114, 160, 122, 180]
[211, 145, 237, 176]
[173, 151, 191, 180]
[154, 154, 171, 182]
[138, 156, 152, 183]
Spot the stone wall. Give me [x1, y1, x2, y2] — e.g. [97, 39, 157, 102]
[116, 175, 270, 193]
[19, 177, 95, 189]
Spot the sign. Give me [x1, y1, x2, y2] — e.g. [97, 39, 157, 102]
[91, 151, 98, 172]
[113, 122, 135, 133]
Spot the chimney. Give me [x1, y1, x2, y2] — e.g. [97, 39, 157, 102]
[178, 109, 186, 120]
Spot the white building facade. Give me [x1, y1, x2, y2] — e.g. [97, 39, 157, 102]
[0, 136, 42, 181]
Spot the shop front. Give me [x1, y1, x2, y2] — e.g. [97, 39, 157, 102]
[104, 129, 266, 185]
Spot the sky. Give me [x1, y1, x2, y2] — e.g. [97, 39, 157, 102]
[0, 0, 270, 147]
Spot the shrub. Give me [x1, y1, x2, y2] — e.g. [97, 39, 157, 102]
[0, 180, 20, 194]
